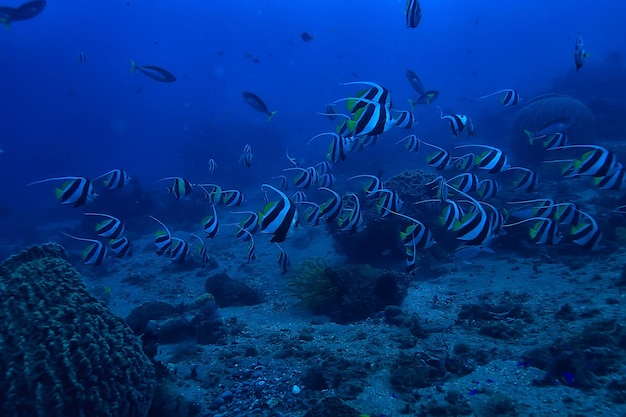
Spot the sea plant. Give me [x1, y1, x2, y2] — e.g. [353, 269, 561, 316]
[287, 257, 339, 313]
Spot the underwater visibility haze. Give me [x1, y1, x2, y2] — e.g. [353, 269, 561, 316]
[1, 1, 626, 416]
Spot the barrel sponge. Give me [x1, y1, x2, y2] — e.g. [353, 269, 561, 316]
[0, 243, 156, 417]
[512, 94, 595, 144]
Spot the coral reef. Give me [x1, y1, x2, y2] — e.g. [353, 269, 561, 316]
[0, 243, 156, 417]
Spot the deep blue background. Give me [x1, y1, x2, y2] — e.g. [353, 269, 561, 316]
[0, 0, 624, 248]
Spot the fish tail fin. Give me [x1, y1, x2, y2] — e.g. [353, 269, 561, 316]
[408, 99, 416, 111]
[524, 129, 534, 145]
[267, 111, 277, 122]
[54, 188, 63, 199]
[130, 60, 137, 73]
[346, 120, 357, 133]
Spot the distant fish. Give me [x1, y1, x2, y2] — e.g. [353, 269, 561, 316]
[242, 91, 276, 121]
[208, 158, 216, 174]
[393, 110, 416, 129]
[456, 144, 510, 173]
[0, 148, 3, 154]
[318, 187, 343, 223]
[408, 91, 439, 108]
[524, 117, 574, 144]
[63, 233, 107, 266]
[476, 89, 520, 106]
[542, 132, 569, 150]
[300, 32, 314, 42]
[574, 33, 589, 70]
[405, 0, 422, 28]
[325, 104, 338, 120]
[405, 69, 425, 95]
[276, 244, 290, 274]
[0, 0, 46, 27]
[78, 51, 87, 63]
[27, 176, 97, 208]
[240, 144, 253, 168]
[130, 60, 176, 82]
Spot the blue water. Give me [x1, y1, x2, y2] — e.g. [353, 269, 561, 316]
[0, 0, 625, 250]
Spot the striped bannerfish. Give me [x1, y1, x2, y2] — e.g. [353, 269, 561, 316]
[594, 164, 626, 190]
[456, 144, 509, 173]
[393, 110, 416, 129]
[208, 159, 217, 174]
[551, 145, 620, 178]
[221, 189, 245, 206]
[308, 132, 346, 164]
[190, 233, 211, 268]
[109, 237, 132, 258]
[504, 217, 562, 245]
[338, 193, 365, 233]
[300, 201, 321, 226]
[63, 233, 107, 266]
[197, 184, 223, 206]
[449, 186, 493, 245]
[292, 190, 307, 205]
[574, 33, 588, 70]
[439, 199, 465, 231]
[149, 215, 173, 255]
[395, 134, 420, 152]
[27, 176, 97, 208]
[259, 183, 297, 243]
[318, 173, 336, 188]
[571, 210, 603, 250]
[272, 175, 289, 191]
[452, 153, 476, 173]
[437, 106, 467, 137]
[318, 187, 343, 223]
[348, 174, 384, 197]
[284, 167, 315, 189]
[276, 244, 290, 274]
[507, 167, 540, 192]
[373, 189, 403, 217]
[446, 173, 479, 194]
[95, 169, 131, 189]
[159, 176, 193, 200]
[232, 211, 260, 240]
[84, 212, 125, 239]
[170, 238, 190, 263]
[202, 205, 220, 239]
[477, 179, 499, 199]
[553, 202, 581, 226]
[542, 132, 570, 150]
[421, 140, 453, 170]
[404, 0, 422, 28]
[340, 81, 392, 111]
[386, 209, 435, 250]
[240, 144, 253, 168]
[476, 89, 520, 106]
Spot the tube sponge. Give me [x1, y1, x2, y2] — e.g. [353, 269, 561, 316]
[0, 243, 156, 417]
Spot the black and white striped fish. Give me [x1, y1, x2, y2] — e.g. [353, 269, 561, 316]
[95, 169, 131, 189]
[476, 89, 520, 106]
[159, 177, 193, 200]
[203, 205, 220, 239]
[348, 174, 384, 197]
[452, 153, 476, 173]
[318, 187, 343, 223]
[259, 183, 297, 243]
[437, 106, 467, 137]
[405, 0, 422, 28]
[232, 211, 259, 240]
[190, 233, 211, 268]
[301, 201, 321, 226]
[284, 167, 315, 189]
[393, 110, 416, 129]
[507, 167, 540, 192]
[64, 233, 107, 266]
[395, 134, 420, 152]
[422, 140, 452, 170]
[109, 237, 132, 258]
[457, 144, 510, 173]
[221, 189, 245, 206]
[85, 212, 125, 239]
[150, 215, 172, 255]
[27, 176, 97, 208]
[373, 189, 403, 217]
[338, 193, 365, 233]
[170, 238, 190, 263]
[276, 244, 290, 274]
[240, 144, 253, 168]
[571, 210, 603, 251]
[208, 159, 217, 174]
[477, 178, 499, 199]
[447, 173, 479, 194]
